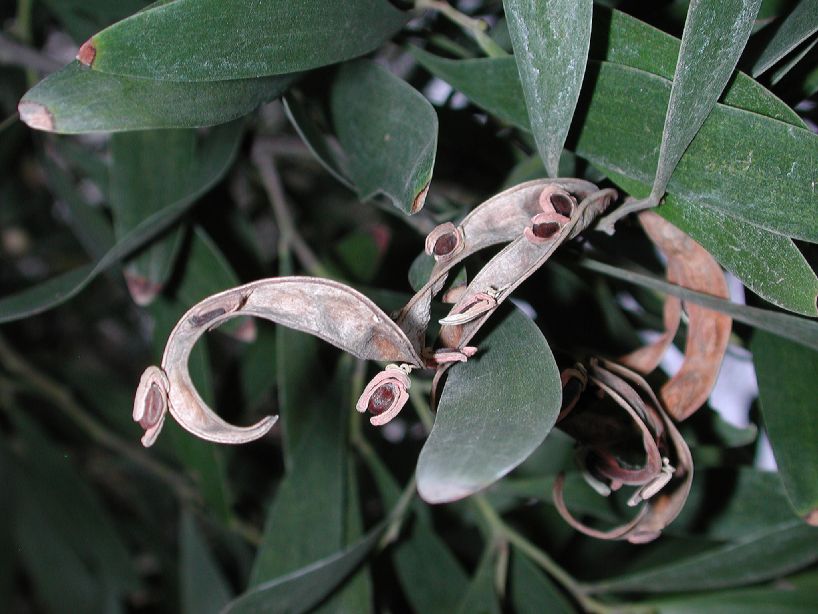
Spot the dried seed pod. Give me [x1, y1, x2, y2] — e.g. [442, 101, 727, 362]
[134, 277, 423, 446]
[397, 179, 600, 353]
[620, 211, 732, 421]
[356, 365, 411, 426]
[553, 359, 693, 544]
[438, 187, 616, 350]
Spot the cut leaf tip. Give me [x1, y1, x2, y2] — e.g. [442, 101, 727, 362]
[77, 39, 97, 66]
[17, 101, 54, 132]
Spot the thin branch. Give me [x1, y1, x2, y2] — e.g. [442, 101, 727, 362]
[251, 140, 331, 277]
[415, 0, 508, 58]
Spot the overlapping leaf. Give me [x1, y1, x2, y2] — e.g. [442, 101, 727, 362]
[416, 308, 561, 503]
[331, 60, 438, 214]
[80, 0, 407, 81]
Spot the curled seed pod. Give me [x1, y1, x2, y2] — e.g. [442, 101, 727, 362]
[134, 277, 423, 447]
[424, 222, 464, 262]
[356, 365, 411, 426]
[397, 179, 600, 353]
[552, 359, 693, 544]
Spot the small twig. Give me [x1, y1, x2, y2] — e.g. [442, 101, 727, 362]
[251, 140, 331, 277]
[596, 196, 659, 235]
[0, 113, 18, 133]
[0, 32, 63, 74]
[415, 0, 508, 58]
[0, 334, 197, 502]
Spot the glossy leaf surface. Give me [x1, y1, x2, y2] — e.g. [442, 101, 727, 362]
[417, 308, 561, 503]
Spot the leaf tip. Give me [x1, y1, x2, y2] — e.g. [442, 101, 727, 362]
[17, 101, 54, 132]
[125, 273, 162, 306]
[411, 181, 430, 214]
[805, 509, 818, 527]
[231, 318, 258, 343]
[77, 39, 97, 66]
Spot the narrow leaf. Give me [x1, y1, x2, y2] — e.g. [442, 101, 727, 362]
[503, 0, 593, 176]
[19, 62, 295, 133]
[417, 308, 561, 503]
[603, 171, 818, 317]
[0, 120, 243, 323]
[650, 0, 761, 201]
[83, 0, 407, 81]
[110, 128, 195, 304]
[180, 511, 233, 614]
[330, 60, 438, 214]
[592, 520, 818, 593]
[752, 332, 818, 524]
[226, 528, 384, 614]
[753, 0, 818, 76]
[455, 548, 501, 614]
[579, 259, 818, 352]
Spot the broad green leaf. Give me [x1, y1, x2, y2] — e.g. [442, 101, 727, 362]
[592, 520, 818, 593]
[224, 522, 384, 614]
[752, 0, 818, 76]
[455, 548, 501, 614]
[84, 0, 407, 81]
[650, 0, 761, 201]
[110, 129, 195, 305]
[416, 308, 561, 504]
[412, 52, 818, 241]
[580, 259, 818, 351]
[752, 331, 818, 523]
[503, 0, 592, 177]
[283, 95, 353, 189]
[19, 62, 295, 133]
[577, 62, 818, 242]
[509, 550, 575, 614]
[591, 7, 803, 126]
[0, 120, 242, 323]
[330, 60, 438, 214]
[605, 171, 818, 317]
[249, 365, 349, 584]
[180, 510, 233, 614]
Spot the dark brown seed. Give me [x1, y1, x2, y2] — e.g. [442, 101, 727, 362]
[550, 193, 574, 217]
[367, 383, 396, 415]
[140, 383, 165, 429]
[532, 221, 561, 239]
[433, 233, 458, 256]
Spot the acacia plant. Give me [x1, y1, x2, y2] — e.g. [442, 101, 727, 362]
[2, 0, 818, 612]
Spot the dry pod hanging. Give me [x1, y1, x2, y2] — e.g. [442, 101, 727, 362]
[132, 277, 423, 446]
[554, 358, 693, 543]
